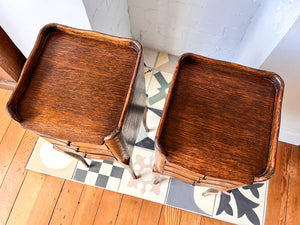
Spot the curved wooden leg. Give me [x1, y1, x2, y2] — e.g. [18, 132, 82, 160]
[53, 145, 90, 168]
[202, 188, 219, 197]
[202, 188, 231, 197]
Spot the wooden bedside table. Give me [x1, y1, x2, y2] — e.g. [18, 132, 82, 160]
[7, 24, 148, 178]
[154, 53, 284, 193]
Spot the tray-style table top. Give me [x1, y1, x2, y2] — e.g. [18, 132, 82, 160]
[7, 24, 142, 145]
[156, 53, 284, 184]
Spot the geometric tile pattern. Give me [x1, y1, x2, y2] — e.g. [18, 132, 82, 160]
[26, 50, 268, 225]
[72, 159, 124, 191]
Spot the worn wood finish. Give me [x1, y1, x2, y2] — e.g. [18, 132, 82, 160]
[49, 180, 84, 225]
[137, 200, 163, 225]
[6, 23, 147, 176]
[94, 190, 123, 225]
[0, 89, 12, 141]
[0, 120, 25, 183]
[154, 53, 284, 191]
[71, 185, 104, 225]
[0, 131, 38, 224]
[180, 210, 202, 225]
[26, 176, 64, 225]
[265, 142, 291, 225]
[200, 217, 233, 225]
[6, 171, 46, 225]
[158, 205, 182, 225]
[0, 27, 26, 89]
[115, 195, 143, 225]
[285, 145, 300, 225]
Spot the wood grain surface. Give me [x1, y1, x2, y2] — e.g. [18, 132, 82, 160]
[6, 23, 146, 176]
[265, 142, 292, 225]
[115, 195, 143, 225]
[93, 190, 123, 225]
[137, 200, 163, 225]
[155, 53, 284, 189]
[285, 145, 300, 225]
[158, 205, 182, 225]
[71, 185, 104, 225]
[0, 131, 38, 224]
[49, 180, 84, 225]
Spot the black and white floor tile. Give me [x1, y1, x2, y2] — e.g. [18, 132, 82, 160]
[26, 49, 268, 225]
[73, 159, 124, 191]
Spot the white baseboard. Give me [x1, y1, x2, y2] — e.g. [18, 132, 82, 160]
[279, 128, 300, 146]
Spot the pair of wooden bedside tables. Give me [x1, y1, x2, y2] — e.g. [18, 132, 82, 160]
[6, 24, 284, 193]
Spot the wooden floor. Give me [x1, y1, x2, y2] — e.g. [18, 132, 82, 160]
[0, 87, 299, 225]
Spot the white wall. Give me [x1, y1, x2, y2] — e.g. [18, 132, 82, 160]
[235, 0, 300, 68]
[0, 0, 91, 57]
[127, 0, 261, 61]
[83, 0, 131, 38]
[261, 16, 300, 145]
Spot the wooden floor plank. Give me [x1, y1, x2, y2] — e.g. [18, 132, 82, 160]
[115, 194, 143, 225]
[265, 142, 292, 225]
[158, 205, 182, 225]
[6, 171, 46, 225]
[49, 180, 84, 225]
[0, 120, 25, 183]
[200, 216, 233, 225]
[180, 210, 202, 225]
[71, 185, 104, 225]
[0, 88, 12, 142]
[26, 176, 65, 225]
[285, 145, 300, 225]
[137, 200, 163, 225]
[93, 190, 123, 225]
[0, 131, 38, 224]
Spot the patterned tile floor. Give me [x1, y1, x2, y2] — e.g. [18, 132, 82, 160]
[26, 49, 268, 225]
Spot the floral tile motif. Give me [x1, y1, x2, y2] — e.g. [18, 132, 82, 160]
[155, 52, 179, 74]
[118, 147, 170, 204]
[26, 137, 78, 179]
[213, 182, 268, 225]
[166, 178, 216, 216]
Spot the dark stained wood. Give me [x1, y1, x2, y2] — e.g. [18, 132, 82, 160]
[0, 131, 38, 224]
[6, 23, 147, 177]
[158, 205, 182, 225]
[49, 180, 84, 225]
[137, 200, 163, 225]
[0, 27, 26, 89]
[93, 190, 123, 225]
[265, 142, 292, 225]
[154, 53, 284, 191]
[71, 185, 104, 225]
[285, 145, 300, 225]
[115, 195, 143, 225]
